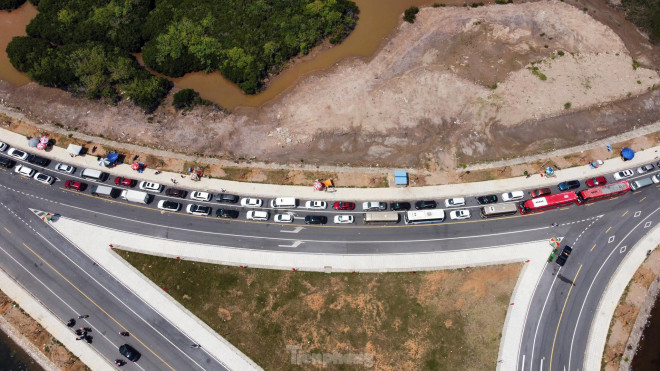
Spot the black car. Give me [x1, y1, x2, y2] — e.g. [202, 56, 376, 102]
[216, 193, 239, 203]
[558, 180, 580, 191]
[390, 202, 411, 211]
[119, 344, 141, 362]
[555, 245, 573, 266]
[26, 154, 50, 167]
[414, 200, 437, 210]
[165, 188, 188, 198]
[304, 215, 327, 224]
[476, 195, 498, 204]
[0, 156, 15, 168]
[216, 208, 239, 219]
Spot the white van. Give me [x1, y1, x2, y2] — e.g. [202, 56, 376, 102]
[630, 177, 654, 191]
[80, 168, 108, 181]
[246, 210, 269, 221]
[270, 197, 297, 208]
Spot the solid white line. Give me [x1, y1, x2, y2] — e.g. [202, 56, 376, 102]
[530, 270, 559, 371]
[58, 201, 553, 245]
[567, 206, 660, 370]
[517, 260, 549, 371]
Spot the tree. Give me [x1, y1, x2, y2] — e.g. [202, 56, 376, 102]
[172, 89, 198, 109]
[403, 6, 419, 23]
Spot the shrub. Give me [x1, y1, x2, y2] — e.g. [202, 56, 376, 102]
[0, 0, 26, 10]
[172, 89, 205, 109]
[403, 6, 419, 23]
[564, 102, 571, 110]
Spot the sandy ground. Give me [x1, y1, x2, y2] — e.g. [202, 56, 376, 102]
[0, 0, 658, 172]
[602, 246, 660, 371]
[0, 291, 86, 370]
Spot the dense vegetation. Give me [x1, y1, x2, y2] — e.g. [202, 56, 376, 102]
[622, 0, 660, 44]
[5, 0, 359, 110]
[172, 89, 210, 110]
[403, 6, 419, 23]
[0, 0, 25, 10]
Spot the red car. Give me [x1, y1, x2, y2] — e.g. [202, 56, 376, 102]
[333, 201, 355, 210]
[530, 188, 551, 198]
[65, 180, 86, 191]
[586, 176, 607, 188]
[114, 177, 135, 187]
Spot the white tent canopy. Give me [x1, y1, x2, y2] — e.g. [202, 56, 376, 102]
[67, 144, 82, 156]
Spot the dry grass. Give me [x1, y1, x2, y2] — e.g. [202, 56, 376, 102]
[117, 250, 520, 370]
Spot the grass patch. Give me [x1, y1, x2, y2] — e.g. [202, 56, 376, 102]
[220, 167, 252, 181]
[117, 251, 521, 369]
[263, 169, 294, 185]
[528, 66, 547, 81]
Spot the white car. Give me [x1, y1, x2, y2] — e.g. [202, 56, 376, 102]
[33, 172, 54, 185]
[14, 164, 35, 177]
[637, 164, 654, 174]
[157, 200, 182, 212]
[139, 181, 163, 192]
[362, 201, 386, 211]
[186, 204, 211, 216]
[0, 141, 7, 151]
[246, 210, 269, 221]
[54, 162, 76, 174]
[444, 198, 465, 207]
[501, 191, 524, 202]
[333, 215, 354, 224]
[7, 147, 28, 160]
[613, 169, 634, 180]
[449, 209, 471, 220]
[305, 200, 327, 209]
[652, 174, 660, 184]
[274, 214, 294, 223]
[190, 191, 212, 202]
[241, 198, 263, 208]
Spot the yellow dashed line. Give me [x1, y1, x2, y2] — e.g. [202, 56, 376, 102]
[639, 196, 646, 203]
[3, 227, 10, 234]
[549, 264, 583, 371]
[621, 210, 629, 217]
[590, 243, 597, 252]
[605, 226, 612, 233]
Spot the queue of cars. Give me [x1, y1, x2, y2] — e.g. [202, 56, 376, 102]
[2, 143, 660, 228]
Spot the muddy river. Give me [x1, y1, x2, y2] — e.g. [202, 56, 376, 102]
[0, 0, 442, 110]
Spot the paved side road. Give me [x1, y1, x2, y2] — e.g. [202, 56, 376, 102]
[2, 127, 660, 201]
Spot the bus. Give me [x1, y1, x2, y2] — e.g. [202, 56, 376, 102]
[481, 203, 518, 218]
[404, 209, 445, 225]
[578, 181, 630, 203]
[364, 212, 400, 224]
[518, 191, 579, 214]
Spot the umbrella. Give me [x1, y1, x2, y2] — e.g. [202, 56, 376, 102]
[39, 136, 49, 144]
[545, 167, 554, 176]
[42, 213, 53, 223]
[28, 138, 39, 147]
[621, 147, 634, 160]
[313, 180, 324, 191]
[549, 238, 560, 248]
[98, 158, 111, 167]
[107, 152, 119, 163]
[131, 162, 140, 170]
[36, 142, 46, 150]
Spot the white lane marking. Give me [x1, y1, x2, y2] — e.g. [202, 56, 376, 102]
[40, 223, 217, 370]
[56, 201, 555, 245]
[517, 260, 550, 371]
[530, 271, 560, 371]
[567, 206, 660, 370]
[278, 240, 303, 248]
[645, 221, 652, 228]
[608, 236, 615, 243]
[280, 227, 304, 234]
[0, 244, 123, 369]
[634, 211, 641, 217]
[620, 246, 627, 254]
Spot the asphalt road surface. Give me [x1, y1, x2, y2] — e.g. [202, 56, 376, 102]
[0, 152, 659, 369]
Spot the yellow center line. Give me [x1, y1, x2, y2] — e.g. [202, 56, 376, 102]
[590, 243, 597, 252]
[609, 197, 618, 201]
[605, 226, 612, 233]
[3, 227, 11, 234]
[639, 196, 646, 203]
[549, 264, 583, 371]
[20, 243, 175, 370]
[621, 210, 629, 217]
[559, 207, 570, 211]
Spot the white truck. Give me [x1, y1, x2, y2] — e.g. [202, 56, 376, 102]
[120, 189, 150, 204]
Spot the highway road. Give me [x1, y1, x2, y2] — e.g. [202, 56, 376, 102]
[0, 148, 659, 369]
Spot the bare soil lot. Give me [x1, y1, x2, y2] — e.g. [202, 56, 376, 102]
[117, 250, 521, 370]
[0, 0, 658, 171]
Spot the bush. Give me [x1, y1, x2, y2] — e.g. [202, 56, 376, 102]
[172, 89, 204, 109]
[403, 6, 419, 23]
[0, 0, 25, 10]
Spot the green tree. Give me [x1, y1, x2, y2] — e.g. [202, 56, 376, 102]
[0, 0, 26, 10]
[403, 6, 419, 23]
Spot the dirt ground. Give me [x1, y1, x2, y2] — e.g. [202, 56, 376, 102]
[0, 291, 86, 370]
[602, 246, 660, 371]
[0, 0, 658, 172]
[117, 250, 521, 370]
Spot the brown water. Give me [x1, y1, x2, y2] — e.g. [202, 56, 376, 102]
[0, 0, 441, 109]
[0, 2, 37, 86]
